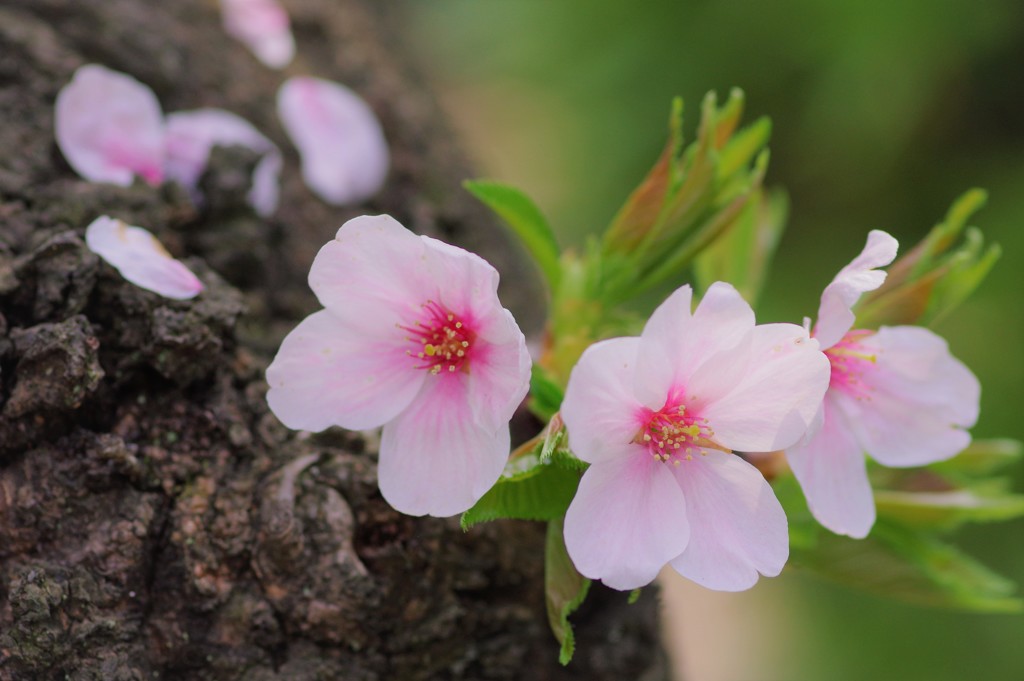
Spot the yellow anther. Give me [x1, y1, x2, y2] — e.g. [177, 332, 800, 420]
[424, 344, 437, 356]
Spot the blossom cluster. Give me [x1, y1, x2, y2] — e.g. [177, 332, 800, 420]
[266, 216, 980, 593]
[28, 0, 1007, 664]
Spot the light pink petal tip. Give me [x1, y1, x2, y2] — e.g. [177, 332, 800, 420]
[55, 64, 165, 187]
[786, 399, 876, 538]
[85, 216, 203, 299]
[634, 284, 756, 409]
[815, 230, 898, 350]
[265, 309, 424, 433]
[700, 323, 830, 453]
[562, 337, 646, 464]
[277, 76, 389, 206]
[220, 0, 295, 69]
[670, 450, 789, 591]
[565, 454, 690, 590]
[165, 109, 282, 216]
[378, 377, 510, 517]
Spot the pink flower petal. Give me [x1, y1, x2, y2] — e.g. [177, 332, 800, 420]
[669, 450, 788, 591]
[308, 215, 431, 318]
[265, 309, 424, 432]
[85, 216, 203, 299]
[837, 326, 978, 467]
[814, 230, 898, 350]
[635, 283, 755, 409]
[309, 217, 530, 436]
[410, 235, 531, 432]
[464, 307, 532, 433]
[164, 108, 281, 216]
[561, 337, 647, 464]
[786, 398, 875, 538]
[700, 323, 830, 452]
[220, 0, 295, 69]
[378, 376, 510, 517]
[55, 64, 165, 187]
[564, 453, 689, 590]
[277, 76, 389, 205]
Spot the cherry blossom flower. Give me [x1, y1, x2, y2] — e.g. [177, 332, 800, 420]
[560, 283, 830, 591]
[785, 230, 980, 538]
[165, 109, 283, 216]
[55, 64, 165, 187]
[277, 77, 389, 206]
[265, 215, 531, 517]
[220, 0, 295, 69]
[85, 216, 204, 300]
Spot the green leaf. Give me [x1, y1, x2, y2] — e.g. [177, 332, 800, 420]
[693, 186, 787, 305]
[926, 236, 1001, 325]
[464, 180, 562, 291]
[460, 457, 581, 530]
[716, 116, 771, 180]
[931, 439, 1022, 478]
[910, 188, 988, 279]
[627, 588, 642, 605]
[875, 488, 1024, 531]
[856, 189, 997, 327]
[545, 517, 591, 665]
[789, 519, 1022, 613]
[529, 365, 565, 421]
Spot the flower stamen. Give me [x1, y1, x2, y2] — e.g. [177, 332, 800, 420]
[400, 300, 474, 375]
[633, 400, 730, 464]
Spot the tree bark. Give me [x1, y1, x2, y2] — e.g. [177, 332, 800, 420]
[0, 1, 668, 679]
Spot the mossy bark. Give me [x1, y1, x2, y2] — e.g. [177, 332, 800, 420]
[0, 1, 669, 679]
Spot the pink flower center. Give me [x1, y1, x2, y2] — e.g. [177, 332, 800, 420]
[401, 300, 474, 375]
[826, 329, 877, 399]
[633, 397, 724, 465]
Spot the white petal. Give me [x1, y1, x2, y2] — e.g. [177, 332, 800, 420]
[308, 214, 430, 318]
[635, 283, 754, 409]
[249, 150, 283, 217]
[464, 308, 532, 434]
[85, 216, 203, 299]
[55, 64, 165, 186]
[838, 327, 979, 467]
[164, 108, 281, 216]
[669, 450, 789, 591]
[277, 77, 389, 205]
[378, 375, 509, 517]
[415, 235, 532, 432]
[220, 0, 295, 69]
[564, 453, 689, 590]
[562, 338, 647, 464]
[814, 230, 898, 350]
[265, 309, 424, 432]
[786, 398, 876, 538]
[700, 323, 830, 452]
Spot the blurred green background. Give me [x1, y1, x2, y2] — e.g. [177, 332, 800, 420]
[399, 1, 1024, 679]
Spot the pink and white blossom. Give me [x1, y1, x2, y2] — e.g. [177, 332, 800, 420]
[560, 283, 831, 591]
[55, 64, 165, 187]
[265, 215, 531, 517]
[220, 0, 295, 69]
[277, 77, 389, 206]
[55, 64, 282, 216]
[165, 109, 282, 217]
[85, 216, 204, 300]
[785, 230, 980, 538]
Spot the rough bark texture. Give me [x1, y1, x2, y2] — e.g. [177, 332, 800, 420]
[0, 1, 668, 679]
